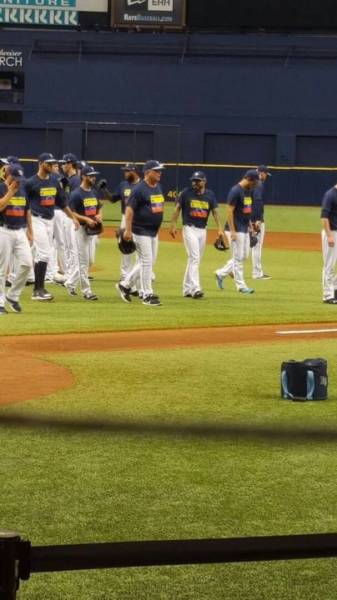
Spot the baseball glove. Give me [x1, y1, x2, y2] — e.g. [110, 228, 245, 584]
[117, 228, 136, 255]
[214, 236, 229, 251]
[249, 232, 258, 248]
[84, 221, 104, 236]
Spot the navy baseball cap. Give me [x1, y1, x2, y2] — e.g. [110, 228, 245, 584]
[62, 153, 78, 164]
[190, 171, 206, 181]
[8, 164, 24, 178]
[257, 165, 272, 176]
[143, 160, 165, 172]
[0, 157, 9, 165]
[243, 169, 260, 181]
[7, 156, 20, 164]
[81, 165, 99, 177]
[121, 162, 138, 171]
[38, 152, 57, 164]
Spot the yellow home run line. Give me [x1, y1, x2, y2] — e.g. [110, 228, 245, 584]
[17, 159, 337, 171]
[277, 328, 337, 335]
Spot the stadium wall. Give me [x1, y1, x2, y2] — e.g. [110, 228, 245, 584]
[1, 29, 337, 205]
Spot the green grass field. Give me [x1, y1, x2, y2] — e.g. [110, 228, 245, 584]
[1, 205, 336, 599]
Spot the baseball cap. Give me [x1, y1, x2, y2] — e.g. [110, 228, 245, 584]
[190, 170, 206, 181]
[243, 169, 260, 181]
[62, 153, 78, 164]
[121, 162, 138, 171]
[8, 164, 24, 178]
[7, 156, 20, 164]
[143, 160, 165, 172]
[81, 165, 100, 177]
[257, 165, 272, 176]
[0, 158, 9, 165]
[38, 152, 57, 164]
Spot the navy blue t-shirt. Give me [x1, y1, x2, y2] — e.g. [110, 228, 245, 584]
[68, 174, 81, 193]
[70, 187, 101, 223]
[0, 180, 29, 229]
[321, 186, 337, 230]
[225, 184, 253, 233]
[178, 187, 217, 229]
[113, 180, 139, 215]
[25, 174, 66, 220]
[251, 181, 265, 222]
[128, 180, 165, 237]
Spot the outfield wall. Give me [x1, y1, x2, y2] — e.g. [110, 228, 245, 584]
[1, 29, 337, 204]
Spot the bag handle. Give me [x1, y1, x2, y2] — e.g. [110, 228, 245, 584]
[306, 370, 315, 400]
[281, 370, 293, 399]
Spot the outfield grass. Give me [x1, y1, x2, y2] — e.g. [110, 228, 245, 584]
[103, 202, 321, 233]
[0, 237, 329, 336]
[3, 339, 337, 599]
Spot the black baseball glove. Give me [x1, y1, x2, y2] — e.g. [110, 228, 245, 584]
[214, 236, 229, 251]
[84, 221, 104, 236]
[249, 232, 258, 248]
[117, 228, 136, 255]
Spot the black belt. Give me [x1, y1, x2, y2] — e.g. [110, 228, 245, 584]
[32, 212, 53, 220]
[0, 224, 23, 230]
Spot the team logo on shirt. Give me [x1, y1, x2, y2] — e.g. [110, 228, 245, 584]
[83, 197, 98, 216]
[5, 196, 26, 217]
[190, 199, 209, 219]
[40, 187, 57, 207]
[150, 194, 164, 214]
[243, 195, 252, 214]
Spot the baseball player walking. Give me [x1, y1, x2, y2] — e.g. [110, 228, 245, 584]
[170, 171, 225, 298]
[100, 162, 141, 285]
[0, 164, 33, 314]
[215, 170, 259, 294]
[251, 165, 272, 280]
[116, 160, 165, 306]
[321, 182, 337, 304]
[25, 153, 79, 301]
[68, 165, 102, 300]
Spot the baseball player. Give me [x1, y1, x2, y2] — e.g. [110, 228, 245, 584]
[170, 171, 225, 298]
[0, 164, 33, 314]
[321, 182, 337, 304]
[67, 164, 102, 300]
[251, 165, 272, 280]
[100, 162, 141, 285]
[116, 160, 165, 306]
[59, 153, 82, 285]
[215, 170, 259, 294]
[25, 152, 79, 301]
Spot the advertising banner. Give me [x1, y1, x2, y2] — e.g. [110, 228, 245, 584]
[112, 0, 186, 28]
[0, 0, 108, 26]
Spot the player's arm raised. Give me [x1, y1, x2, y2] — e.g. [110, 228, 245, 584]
[0, 179, 19, 211]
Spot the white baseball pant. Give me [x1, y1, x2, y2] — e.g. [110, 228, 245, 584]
[0, 227, 33, 306]
[132, 234, 158, 298]
[217, 231, 250, 290]
[322, 230, 337, 301]
[32, 215, 54, 263]
[251, 222, 265, 279]
[182, 225, 206, 295]
[66, 226, 92, 296]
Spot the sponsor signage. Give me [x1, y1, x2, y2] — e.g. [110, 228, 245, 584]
[0, 48, 24, 68]
[112, 0, 186, 28]
[0, 0, 108, 26]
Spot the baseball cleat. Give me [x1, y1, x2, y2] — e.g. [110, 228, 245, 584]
[31, 289, 54, 301]
[84, 293, 98, 301]
[214, 272, 224, 290]
[323, 298, 337, 304]
[6, 296, 22, 313]
[142, 295, 161, 306]
[239, 287, 255, 294]
[115, 282, 132, 303]
[192, 290, 204, 299]
[253, 274, 271, 280]
[183, 293, 192, 298]
[65, 284, 77, 296]
[0, 306, 8, 315]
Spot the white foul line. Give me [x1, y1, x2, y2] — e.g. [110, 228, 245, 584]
[277, 328, 337, 336]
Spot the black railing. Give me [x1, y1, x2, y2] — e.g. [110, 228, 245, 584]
[2, 531, 337, 599]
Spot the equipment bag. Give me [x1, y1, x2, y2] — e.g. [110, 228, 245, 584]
[281, 358, 328, 401]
